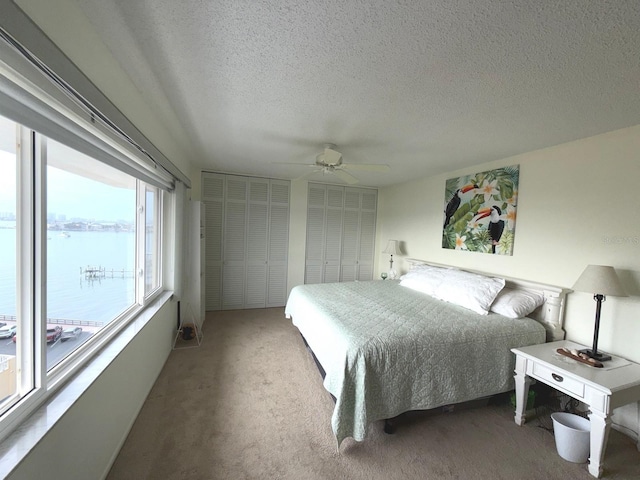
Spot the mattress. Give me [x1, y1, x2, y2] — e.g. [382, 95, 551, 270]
[285, 279, 546, 447]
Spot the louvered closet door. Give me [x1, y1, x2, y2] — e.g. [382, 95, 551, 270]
[202, 172, 290, 310]
[357, 189, 377, 280]
[202, 173, 224, 310]
[304, 183, 377, 285]
[267, 180, 290, 306]
[304, 184, 326, 284]
[203, 172, 290, 310]
[324, 186, 344, 283]
[222, 177, 247, 309]
[340, 188, 362, 281]
[245, 178, 269, 309]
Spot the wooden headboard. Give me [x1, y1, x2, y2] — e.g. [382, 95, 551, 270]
[404, 258, 569, 341]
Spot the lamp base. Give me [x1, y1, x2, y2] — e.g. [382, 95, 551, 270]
[579, 349, 611, 362]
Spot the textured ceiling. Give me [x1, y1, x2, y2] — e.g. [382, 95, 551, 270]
[73, 0, 640, 187]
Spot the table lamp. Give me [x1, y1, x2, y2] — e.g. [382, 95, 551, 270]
[572, 264, 627, 361]
[383, 240, 400, 279]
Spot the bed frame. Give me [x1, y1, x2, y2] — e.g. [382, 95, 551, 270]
[404, 258, 570, 342]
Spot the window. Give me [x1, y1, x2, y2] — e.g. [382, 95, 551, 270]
[46, 138, 138, 370]
[0, 25, 185, 449]
[0, 113, 167, 434]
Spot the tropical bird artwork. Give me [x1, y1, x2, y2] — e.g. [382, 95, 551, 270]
[473, 206, 505, 254]
[442, 165, 519, 255]
[443, 184, 478, 227]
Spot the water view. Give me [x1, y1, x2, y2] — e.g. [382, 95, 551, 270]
[0, 226, 135, 323]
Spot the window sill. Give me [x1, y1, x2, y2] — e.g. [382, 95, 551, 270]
[0, 291, 173, 478]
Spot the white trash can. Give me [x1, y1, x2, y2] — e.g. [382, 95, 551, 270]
[551, 412, 591, 463]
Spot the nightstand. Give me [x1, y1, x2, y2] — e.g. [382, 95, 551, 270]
[512, 340, 640, 478]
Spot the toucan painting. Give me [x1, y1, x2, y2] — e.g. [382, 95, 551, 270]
[442, 165, 519, 255]
[443, 183, 478, 227]
[473, 206, 505, 253]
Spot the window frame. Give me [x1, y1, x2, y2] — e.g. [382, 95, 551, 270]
[11, 125, 40, 416]
[138, 183, 163, 301]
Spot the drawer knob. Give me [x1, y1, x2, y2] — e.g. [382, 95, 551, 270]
[552, 373, 564, 382]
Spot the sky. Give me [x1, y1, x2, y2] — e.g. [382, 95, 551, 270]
[0, 150, 16, 214]
[1, 149, 136, 222]
[47, 166, 136, 222]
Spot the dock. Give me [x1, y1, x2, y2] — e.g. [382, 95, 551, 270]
[80, 266, 134, 279]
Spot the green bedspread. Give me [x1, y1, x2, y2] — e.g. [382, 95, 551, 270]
[284, 280, 546, 447]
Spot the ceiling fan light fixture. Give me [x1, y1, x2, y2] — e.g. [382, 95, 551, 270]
[279, 142, 390, 185]
[325, 149, 342, 164]
[315, 154, 341, 166]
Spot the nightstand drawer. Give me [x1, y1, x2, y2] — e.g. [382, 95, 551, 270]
[532, 363, 585, 397]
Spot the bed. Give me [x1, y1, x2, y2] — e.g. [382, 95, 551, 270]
[284, 260, 568, 447]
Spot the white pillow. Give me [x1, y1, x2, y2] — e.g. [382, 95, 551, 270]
[400, 264, 458, 281]
[401, 264, 439, 277]
[490, 288, 545, 319]
[399, 265, 450, 296]
[432, 269, 505, 315]
[399, 276, 442, 296]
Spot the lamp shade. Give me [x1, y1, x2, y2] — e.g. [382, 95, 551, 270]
[383, 240, 400, 255]
[572, 265, 627, 297]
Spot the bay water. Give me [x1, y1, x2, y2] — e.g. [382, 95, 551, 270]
[0, 226, 135, 323]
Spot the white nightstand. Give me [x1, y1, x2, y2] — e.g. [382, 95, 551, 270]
[512, 340, 640, 478]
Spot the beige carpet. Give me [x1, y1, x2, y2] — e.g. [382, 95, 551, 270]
[107, 308, 640, 480]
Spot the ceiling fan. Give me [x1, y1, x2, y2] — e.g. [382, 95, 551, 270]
[277, 144, 390, 184]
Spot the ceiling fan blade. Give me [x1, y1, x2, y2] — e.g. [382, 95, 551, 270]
[340, 163, 390, 172]
[293, 168, 322, 181]
[273, 162, 318, 168]
[333, 169, 359, 185]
